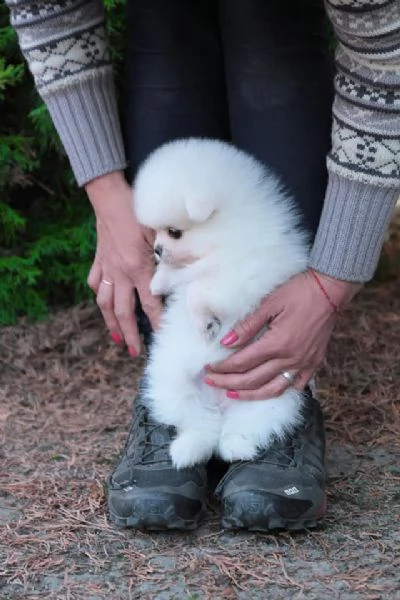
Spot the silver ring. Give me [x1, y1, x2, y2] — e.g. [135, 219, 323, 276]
[101, 279, 114, 286]
[280, 371, 295, 385]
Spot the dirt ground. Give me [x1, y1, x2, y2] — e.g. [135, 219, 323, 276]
[1, 221, 400, 599]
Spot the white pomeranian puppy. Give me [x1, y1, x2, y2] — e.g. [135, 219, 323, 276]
[133, 138, 309, 469]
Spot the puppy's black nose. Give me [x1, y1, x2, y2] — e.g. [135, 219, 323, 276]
[154, 245, 163, 262]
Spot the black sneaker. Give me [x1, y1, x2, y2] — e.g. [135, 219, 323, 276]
[108, 396, 207, 530]
[215, 390, 326, 531]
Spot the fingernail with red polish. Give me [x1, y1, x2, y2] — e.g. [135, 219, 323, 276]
[204, 364, 213, 372]
[111, 333, 123, 346]
[226, 390, 239, 399]
[204, 377, 216, 387]
[128, 346, 138, 358]
[221, 331, 238, 346]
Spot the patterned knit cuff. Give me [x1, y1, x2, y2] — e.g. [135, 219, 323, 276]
[309, 173, 399, 282]
[44, 69, 127, 186]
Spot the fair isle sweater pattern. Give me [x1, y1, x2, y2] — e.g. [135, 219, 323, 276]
[5, 0, 400, 281]
[7, 0, 111, 93]
[325, 0, 400, 187]
[25, 24, 110, 92]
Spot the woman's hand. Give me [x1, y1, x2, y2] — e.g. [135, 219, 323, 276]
[86, 172, 162, 356]
[205, 270, 362, 399]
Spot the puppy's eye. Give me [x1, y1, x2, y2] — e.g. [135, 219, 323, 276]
[167, 227, 183, 240]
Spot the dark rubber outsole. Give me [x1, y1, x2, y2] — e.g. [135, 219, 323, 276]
[109, 511, 322, 531]
[219, 490, 327, 532]
[108, 481, 208, 531]
[220, 514, 323, 531]
[108, 488, 326, 532]
[108, 492, 207, 531]
[109, 510, 205, 530]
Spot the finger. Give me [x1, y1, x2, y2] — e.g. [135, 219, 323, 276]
[210, 328, 288, 375]
[220, 294, 282, 348]
[114, 280, 142, 356]
[87, 258, 102, 294]
[205, 359, 292, 391]
[293, 369, 314, 392]
[227, 373, 293, 401]
[137, 281, 163, 332]
[96, 280, 122, 341]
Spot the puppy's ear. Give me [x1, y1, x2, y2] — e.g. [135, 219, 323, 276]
[185, 196, 216, 223]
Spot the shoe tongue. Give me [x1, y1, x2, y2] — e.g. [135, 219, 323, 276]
[256, 439, 295, 465]
[149, 424, 174, 447]
[143, 419, 175, 463]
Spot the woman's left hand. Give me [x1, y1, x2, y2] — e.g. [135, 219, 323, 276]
[205, 270, 362, 400]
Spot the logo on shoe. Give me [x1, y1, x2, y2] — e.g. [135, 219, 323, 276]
[146, 501, 161, 514]
[284, 486, 300, 496]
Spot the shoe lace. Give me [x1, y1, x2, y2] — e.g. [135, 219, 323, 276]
[125, 401, 172, 465]
[255, 433, 302, 465]
[141, 424, 171, 464]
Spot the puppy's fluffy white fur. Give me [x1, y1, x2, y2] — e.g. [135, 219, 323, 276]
[134, 138, 309, 469]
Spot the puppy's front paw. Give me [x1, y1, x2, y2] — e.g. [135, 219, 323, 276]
[150, 271, 168, 296]
[186, 284, 222, 342]
[170, 432, 214, 469]
[190, 313, 222, 342]
[203, 314, 222, 342]
[218, 433, 258, 462]
[189, 310, 221, 343]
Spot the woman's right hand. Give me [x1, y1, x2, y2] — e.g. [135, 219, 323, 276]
[85, 172, 162, 356]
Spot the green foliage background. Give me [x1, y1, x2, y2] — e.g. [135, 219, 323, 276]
[0, 0, 126, 325]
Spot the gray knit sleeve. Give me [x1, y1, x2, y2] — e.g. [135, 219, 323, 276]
[6, 0, 127, 186]
[309, 0, 400, 282]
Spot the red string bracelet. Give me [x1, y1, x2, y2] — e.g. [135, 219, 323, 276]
[307, 268, 340, 313]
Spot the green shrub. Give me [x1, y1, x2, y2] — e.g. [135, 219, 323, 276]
[0, 0, 126, 326]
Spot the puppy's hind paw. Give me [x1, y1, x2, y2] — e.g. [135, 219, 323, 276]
[218, 433, 258, 463]
[170, 432, 214, 469]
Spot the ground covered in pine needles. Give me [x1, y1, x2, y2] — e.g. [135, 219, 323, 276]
[1, 218, 399, 599]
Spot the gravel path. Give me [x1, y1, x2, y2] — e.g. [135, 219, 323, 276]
[1, 259, 399, 599]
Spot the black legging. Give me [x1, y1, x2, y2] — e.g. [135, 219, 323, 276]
[124, 0, 334, 334]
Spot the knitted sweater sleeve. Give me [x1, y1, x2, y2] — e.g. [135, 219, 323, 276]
[5, 0, 127, 186]
[309, 0, 400, 281]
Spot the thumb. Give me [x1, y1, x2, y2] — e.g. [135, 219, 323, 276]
[87, 256, 102, 294]
[137, 283, 163, 331]
[220, 293, 282, 347]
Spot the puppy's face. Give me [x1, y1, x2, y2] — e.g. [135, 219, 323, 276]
[154, 226, 193, 267]
[134, 140, 232, 266]
[152, 195, 218, 268]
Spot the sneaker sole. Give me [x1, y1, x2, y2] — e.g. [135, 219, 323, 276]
[109, 511, 203, 530]
[220, 491, 326, 532]
[108, 492, 207, 531]
[221, 514, 323, 531]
